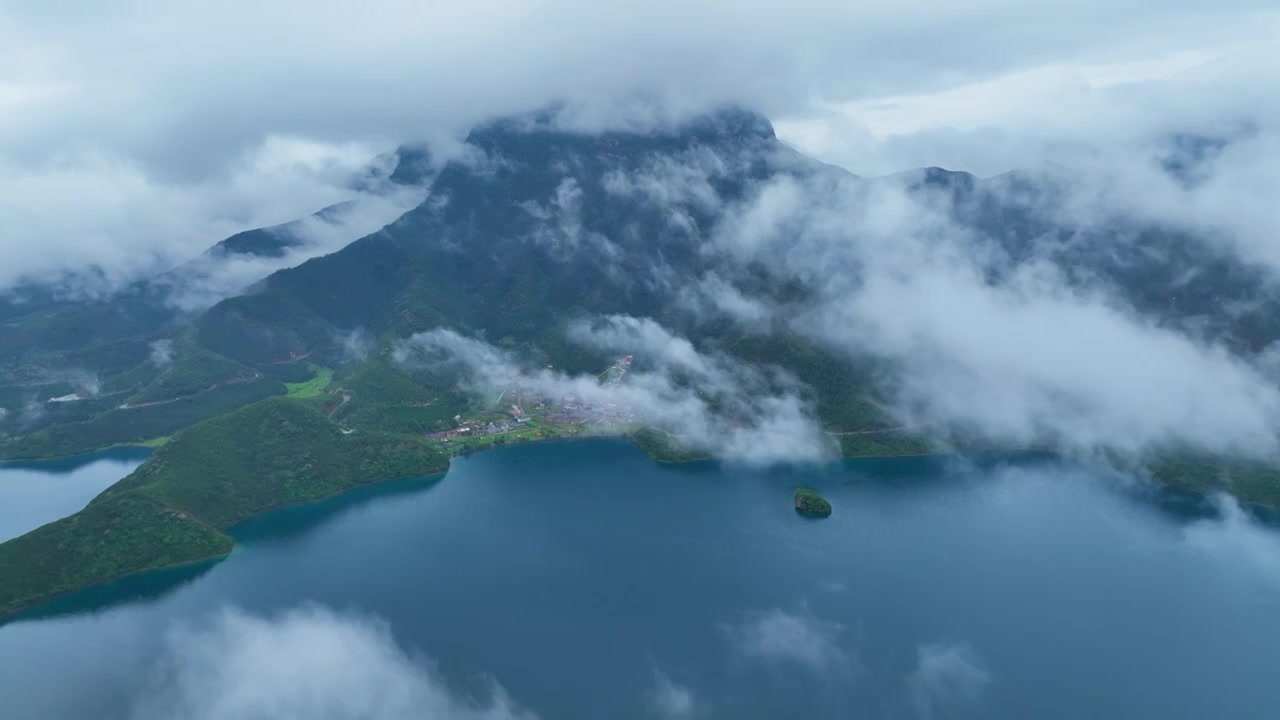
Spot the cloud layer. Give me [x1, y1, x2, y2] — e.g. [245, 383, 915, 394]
[393, 319, 833, 465]
[0, 137, 400, 295]
[726, 607, 848, 672]
[907, 643, 992, 720]
[130, 606, 533, 720]
[657, 155, 1280, 459]
[4, 1, 1277, 290]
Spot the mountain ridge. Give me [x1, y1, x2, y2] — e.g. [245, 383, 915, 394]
[2, 105, 1278, 494]
[4, 105, 1280, 617]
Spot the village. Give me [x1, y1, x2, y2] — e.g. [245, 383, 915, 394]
[423, 355, 639, 452]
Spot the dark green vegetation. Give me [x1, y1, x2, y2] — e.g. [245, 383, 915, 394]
[630, 427, 711, 464]
[835, 430, 934, 458]
[126, 348, 255, 404]
[794, 487, 833, 517]
[0, 492, 232, 618]
[1, 377, 284, 460]
[1146, 453, 1280, 510]
[0, 396, 448, 616]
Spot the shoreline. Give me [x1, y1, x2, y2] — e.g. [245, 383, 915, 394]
[224, 467, 450, 535]
[3, 433, 1275, 620]
[0, 439, 165, 466]
[0, 549, 233, 624]
[0, 466, 451, 622]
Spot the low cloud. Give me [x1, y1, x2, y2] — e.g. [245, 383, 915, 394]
[521, 177, 619, 262]
[149, 339, 174, 367]
[692, 163, 1280, 460]
[0, 137, 394, 296]
[5, 1, 1277, 322]
[160, 184, 425, 311]
[47, 368, 101, 397]
[393, 319, 833, 464]
[906, 643, 992, 720]
[1183, 494, 1280, 587]
[813, 256, 1280, 457]
[649, 671, 699, 719]
[676, 273, 775, 328]
[130, 605, 534, 720]
[337, 328, 374, 364]
[726, 607, 847, 672]
[18, 398, 46, 428]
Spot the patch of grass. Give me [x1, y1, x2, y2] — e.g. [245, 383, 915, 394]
[285, 367, 333, 398]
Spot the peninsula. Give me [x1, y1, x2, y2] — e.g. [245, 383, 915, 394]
[0, 396, 448, 617]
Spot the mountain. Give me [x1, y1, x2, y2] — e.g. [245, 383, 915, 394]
[4, 107, 1280, 477]
[0, 145, 432, 402]
[4, 106, 1280, 616]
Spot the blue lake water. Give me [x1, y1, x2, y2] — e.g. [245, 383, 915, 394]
[0, 448, 151, 541]
[2, 439, 1280, 719]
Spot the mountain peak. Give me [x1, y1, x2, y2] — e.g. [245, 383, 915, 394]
[677, 106, 775, 142]
[464, 105, 776, 150]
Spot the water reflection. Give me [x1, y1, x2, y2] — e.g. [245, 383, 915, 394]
[0, 559, 218, 629]
[229, 473, 446, 544]
[0, 447, 151, 541]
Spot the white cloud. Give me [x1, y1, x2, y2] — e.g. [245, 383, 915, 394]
[689, 164, 1280, 459]
[337, 328, 374, 364]
[393, 321, 833, 465]
[1183, 494, 1280, 587]
[776, 31, 1279, 177]
[520, 177, 619, 261]
[3, 0, 1277, 289]
[159, 184, 426, 311]
[726, 608, 847, 672]
[649, 671, 699, 719]
[0, 137, 407, 296]
[130, 605, 535, 720]
[819, 258, 1280, 456]
[676, 273, 774, 328]
[149, 339, 174, 367]
[906, 643, 992, 720]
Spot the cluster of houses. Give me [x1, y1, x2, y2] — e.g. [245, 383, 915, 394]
[425, 418, 518, 442]
[425, 356, 640, 443]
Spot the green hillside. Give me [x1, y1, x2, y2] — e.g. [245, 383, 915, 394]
[126, 347, 254, 404]
[0, 396, 449, 616]
[0, 376, 286, 460]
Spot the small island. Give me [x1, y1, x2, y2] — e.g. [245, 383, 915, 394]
[794, 487, 832, 518]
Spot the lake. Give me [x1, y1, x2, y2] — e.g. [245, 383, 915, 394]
[2, 439, 1280, 719]
[0, 448, 151, 541]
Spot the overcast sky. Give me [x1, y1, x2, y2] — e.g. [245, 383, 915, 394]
[2, 0, 1276, 289]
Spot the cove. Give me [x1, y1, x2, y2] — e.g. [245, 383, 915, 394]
[0, 447, 151, 542]
[2, 438, 1280, 719]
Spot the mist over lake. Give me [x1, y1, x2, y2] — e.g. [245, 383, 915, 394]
[2, 439, 1279, 719]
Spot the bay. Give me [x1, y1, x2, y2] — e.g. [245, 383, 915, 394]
[2, 439, 1279, 719]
